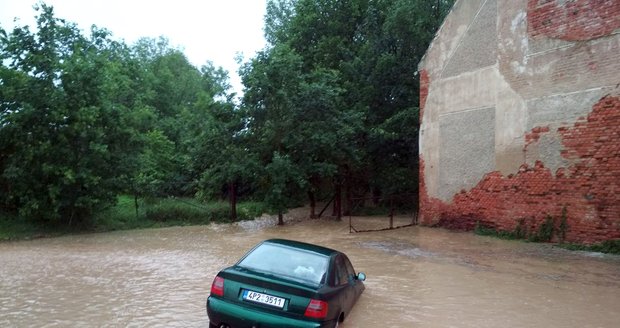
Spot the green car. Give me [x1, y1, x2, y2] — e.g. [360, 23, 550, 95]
[206, 239, 366, 328]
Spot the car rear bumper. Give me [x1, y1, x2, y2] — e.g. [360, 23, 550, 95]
[207, 296, 335, 328]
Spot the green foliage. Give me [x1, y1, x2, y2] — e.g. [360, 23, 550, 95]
[134, 130, 178, 197]
[474, 209, 584, 248]
[93, 196, 267, 231]
[140, 197, 266, 223]
[125, 39, 232, 198]
[474, 221, 521, 240]
[264, 152, 307, 217]
[1, 5, 235, 226]
[529, 215, 555, 242]
[0, 211, 56, 241]
[143, 198, 218, 223]
[557, 240, 620, 255]
[193, 100, 258, 201]
[243, 0, 455, 214]
[1, 195, 267, 240]
[514, 218, 527, 239]
[558, 207, 569, 243]
[236, 202, 270, 220]
[474, 219, 620, 254]
[1, 4, 134, 224]
[2, 0, 456, 230]
[476, 216, 558, 242]
[475, 216, 557, 242]
[474, 221, 495, 236]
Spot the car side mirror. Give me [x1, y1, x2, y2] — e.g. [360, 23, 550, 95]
[357, 272, 366, 281]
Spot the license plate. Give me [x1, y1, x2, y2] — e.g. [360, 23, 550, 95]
[242, 290, 285, 308]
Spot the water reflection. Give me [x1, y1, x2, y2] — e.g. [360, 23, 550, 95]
[1, 215, 619, 327]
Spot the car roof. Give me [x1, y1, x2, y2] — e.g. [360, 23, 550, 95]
[262, 239, 340, 257]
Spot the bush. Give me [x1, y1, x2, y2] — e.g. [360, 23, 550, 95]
[237, 202, 268, 220]
[558, 207, 569, 243]
[474, 221, 496, 236]
[474, 221, 521, 240]
[528, 215, 554, 242]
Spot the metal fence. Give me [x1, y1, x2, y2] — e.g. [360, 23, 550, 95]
[348, 194, 418, 233]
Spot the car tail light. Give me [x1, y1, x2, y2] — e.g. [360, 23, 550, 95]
[304, 299, 328, 319]
[210, 276, 225, 297]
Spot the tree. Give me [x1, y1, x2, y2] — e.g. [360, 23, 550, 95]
[128, 39, 204, 196]
[360, 0, 454, 202]
[193, 99, 259, 221]
[0, 4, 135, 224]
[286, 68, 361, 218]
[0, 0, 456, 227]
[240, 44, 306, 221]
[122, 39, 234, 200]
[264, 152, 306, 225]
[134, 130, 178, 197]
[242, 0, 455, 217]
[264, 0, 296, 46]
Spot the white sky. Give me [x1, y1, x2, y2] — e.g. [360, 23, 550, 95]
[0, 0, 268, 95]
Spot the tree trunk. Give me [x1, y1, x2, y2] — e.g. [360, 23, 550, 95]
[333, 182, 342, 220]
[343, 176, 351, 216]
[229, 181, 237, 221]
[134, 194, 139, 220]
[308, 190, 317, 219]
[372, 187, 381, 205]
[278, 210, 284, 225]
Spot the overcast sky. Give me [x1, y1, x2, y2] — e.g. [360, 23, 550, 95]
[0, 0, 268, 95]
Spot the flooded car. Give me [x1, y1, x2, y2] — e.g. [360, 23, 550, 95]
[206, 239, 366, 328]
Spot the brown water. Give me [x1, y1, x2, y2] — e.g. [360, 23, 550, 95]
[1, 214, 619, 328]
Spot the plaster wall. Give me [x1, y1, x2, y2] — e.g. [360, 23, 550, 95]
[418, 0, 620, 243]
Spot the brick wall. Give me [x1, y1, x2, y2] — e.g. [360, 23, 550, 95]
[527, 0, 620, 40]
[420, 96, 620, 244]
[419, 0, 620, 244]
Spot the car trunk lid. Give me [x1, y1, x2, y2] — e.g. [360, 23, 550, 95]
[217, 266, 322, 319]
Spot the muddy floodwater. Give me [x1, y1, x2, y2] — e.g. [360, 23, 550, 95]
[1, 214, 619, 327]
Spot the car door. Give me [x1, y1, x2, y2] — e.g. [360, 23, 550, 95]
[334, 254, 356, 315]
[343, 255, 364, 300]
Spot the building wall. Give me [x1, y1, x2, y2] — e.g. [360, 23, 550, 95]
[418, 0, 620, 244]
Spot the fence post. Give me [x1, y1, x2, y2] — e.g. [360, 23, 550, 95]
[389, 198, 394, 229]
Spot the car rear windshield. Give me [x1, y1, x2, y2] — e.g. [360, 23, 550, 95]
[237, 243, 329, 285]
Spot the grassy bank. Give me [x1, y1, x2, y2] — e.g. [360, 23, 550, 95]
[0, 216, 72, 241]
[474, 222, 620, 255]
[556, 240, 620, 254]
[0, 196, 267, 241]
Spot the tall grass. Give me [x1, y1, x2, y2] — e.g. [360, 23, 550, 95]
[0, 211, 78, 240]
[92, 196, 267, 231]
[0, 196, 267, 241]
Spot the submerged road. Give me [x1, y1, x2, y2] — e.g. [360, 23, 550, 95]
[1, 215, 619, 327]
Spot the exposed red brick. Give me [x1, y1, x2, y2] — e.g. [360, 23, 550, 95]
[419, 157, 455, 227]
[527, 0, 620, 41]
[525, 125, 551, 147]
[419, 96, 620, 244]
[419, 69, 430, 121]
